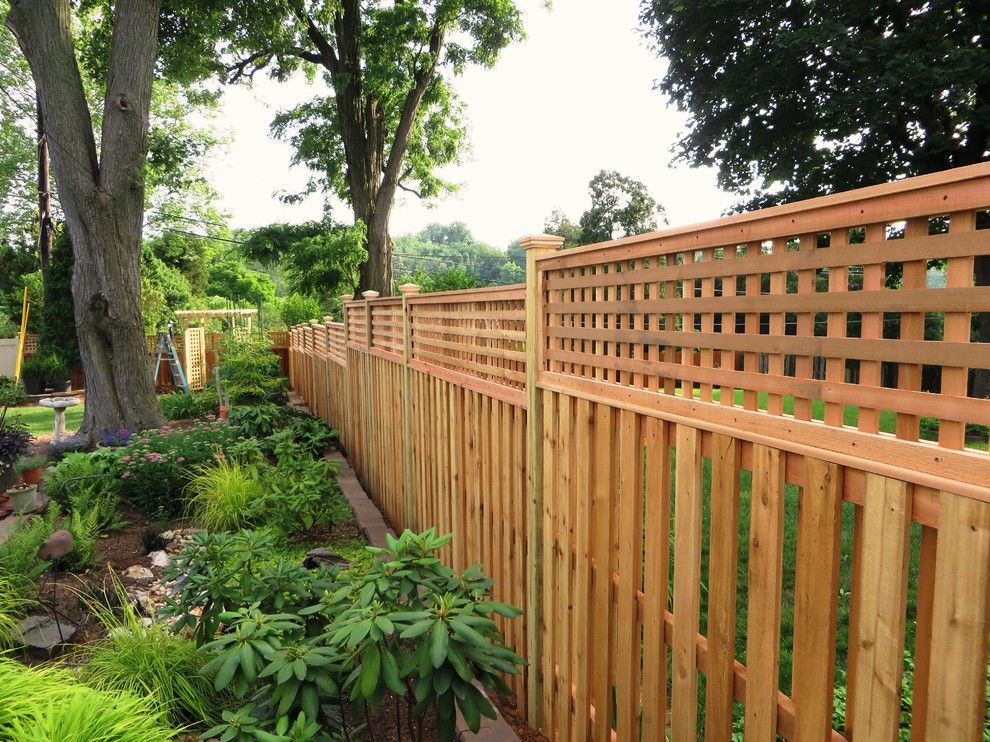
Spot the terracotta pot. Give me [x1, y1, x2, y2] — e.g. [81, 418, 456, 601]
[8, 484, 38, 513]
[20, 467, 42, 485]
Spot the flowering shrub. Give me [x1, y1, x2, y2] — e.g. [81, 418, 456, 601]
[112, 421, 241, 520]
[100, 428, 133, 447]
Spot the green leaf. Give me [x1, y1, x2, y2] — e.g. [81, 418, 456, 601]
[292, 657, 307, 681]
[450, 618, 489, 648]
[214, 648, 241, 692]
[380, 647, 405, 695]
[360, 643, 381, 697]
[400, 619, 434, 639]
[430, 620, 450, 668]
[239, 643, 257, 683]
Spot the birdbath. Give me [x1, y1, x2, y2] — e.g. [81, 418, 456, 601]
[37, 397, 79, 441]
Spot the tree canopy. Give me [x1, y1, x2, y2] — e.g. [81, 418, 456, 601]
[639, 0, 990, 209]
[220, 0, 526, 294]
[546, 170, 665, 247]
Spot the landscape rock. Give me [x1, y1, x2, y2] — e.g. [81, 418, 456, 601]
[37, 529, 74, 561]
[15, 615, 78, 657]
[122, 565, 154, 585]
[302, 548, 350, 571]
[148, 550, 170, 568]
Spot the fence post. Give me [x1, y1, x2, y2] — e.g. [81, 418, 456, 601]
[362, 291, 379, 485]
[521, 233, 564, 727]
[309, 320, 320, 408]
[399, 283, 420, 532]
[340, 296, 353, 454]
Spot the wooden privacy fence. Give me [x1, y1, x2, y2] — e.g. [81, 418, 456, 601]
[289, 164, 990, 741]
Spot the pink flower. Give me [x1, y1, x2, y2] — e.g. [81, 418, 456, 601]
[121, 471, 131, 478]
[177, 456, 185, 463]
[121, 456, 131, 462]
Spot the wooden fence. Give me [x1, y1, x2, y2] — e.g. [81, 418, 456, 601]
[289, 164, 990, 741]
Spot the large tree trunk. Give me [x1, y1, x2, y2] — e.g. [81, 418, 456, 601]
[356, 199, 393, 295]
[7, 0, 165, 440]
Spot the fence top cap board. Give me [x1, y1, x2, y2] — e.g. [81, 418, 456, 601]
[519, 233, 565, 250]
[401, 283, 526, 303]
[340, 294, 353, 302]
[537, 160, 990, 264]
[398, 283, 421, 295]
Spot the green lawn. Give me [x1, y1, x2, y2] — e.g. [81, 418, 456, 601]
[691, 388, 988, 451]
[4, 404, 84, 437]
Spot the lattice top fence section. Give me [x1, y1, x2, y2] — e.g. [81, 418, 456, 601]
[368, 298, 404, 358]
[538, 164, 990, 452]
[407, 286, 526, 395]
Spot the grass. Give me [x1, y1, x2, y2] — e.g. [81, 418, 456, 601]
[75, 580, 226, 728]
[184, 456, 266, 531]
[0, 657, 176, 742]
[691, 388, 988, 451]
[4, 403, 84, 437]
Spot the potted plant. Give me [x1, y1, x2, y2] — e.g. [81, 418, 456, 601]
[0, 413, 32, 489]
[19, 356, 47, 395]
[14, 454, 45, 485]
[6, 482, 37, 513]
[47, 356, 71, 393]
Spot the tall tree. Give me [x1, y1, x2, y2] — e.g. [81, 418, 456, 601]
[226, 0, 525, 295]
[639, 0, 990, 209]
[5, 0, 165, 438]
[4, 0, 226, 438]
[546, 170, 665, 247]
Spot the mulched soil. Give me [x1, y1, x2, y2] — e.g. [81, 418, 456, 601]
[491, 694, 549, 742]
[361, 692, 438, 741]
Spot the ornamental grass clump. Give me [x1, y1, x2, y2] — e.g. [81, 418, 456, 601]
[185, 455, 267, 532]
[0, 658, 175, 742]
[75, 580, 226, 727]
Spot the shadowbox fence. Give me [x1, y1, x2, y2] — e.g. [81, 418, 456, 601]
[290, 164, 990, 742]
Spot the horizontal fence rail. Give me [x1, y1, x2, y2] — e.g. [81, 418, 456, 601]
[289, 164, 990, 741]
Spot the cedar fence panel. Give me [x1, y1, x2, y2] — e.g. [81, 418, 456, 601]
[289, 164, 990, 740]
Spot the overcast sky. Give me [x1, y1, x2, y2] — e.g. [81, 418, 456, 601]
[204, 0, 737, 249]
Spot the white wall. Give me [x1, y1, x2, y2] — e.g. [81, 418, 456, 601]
[0, 337, 20, 378]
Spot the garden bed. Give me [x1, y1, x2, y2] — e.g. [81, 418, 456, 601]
[0, 337, 537, 741]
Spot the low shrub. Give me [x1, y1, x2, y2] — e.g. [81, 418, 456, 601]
[256, 456, 349, 533]
[187, 530, 525, 741]
[158, 391, 218, 421]
[0, 508, 59, 602]
[0, 658, 175, 742]
[217, 334, 288, 406]
[161, 529, 337, 644]
[328, 529, 525, 741]
[228, 403, 289, 438]
[271, 414, 337, 458]
[0, 375, 27, 407]
[112, 420, 241, 520]
[0, 418, 32, 477]
[45, 451, 124, 534]
[76, 581, 226, 727]
[185, 456, 266, 531]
